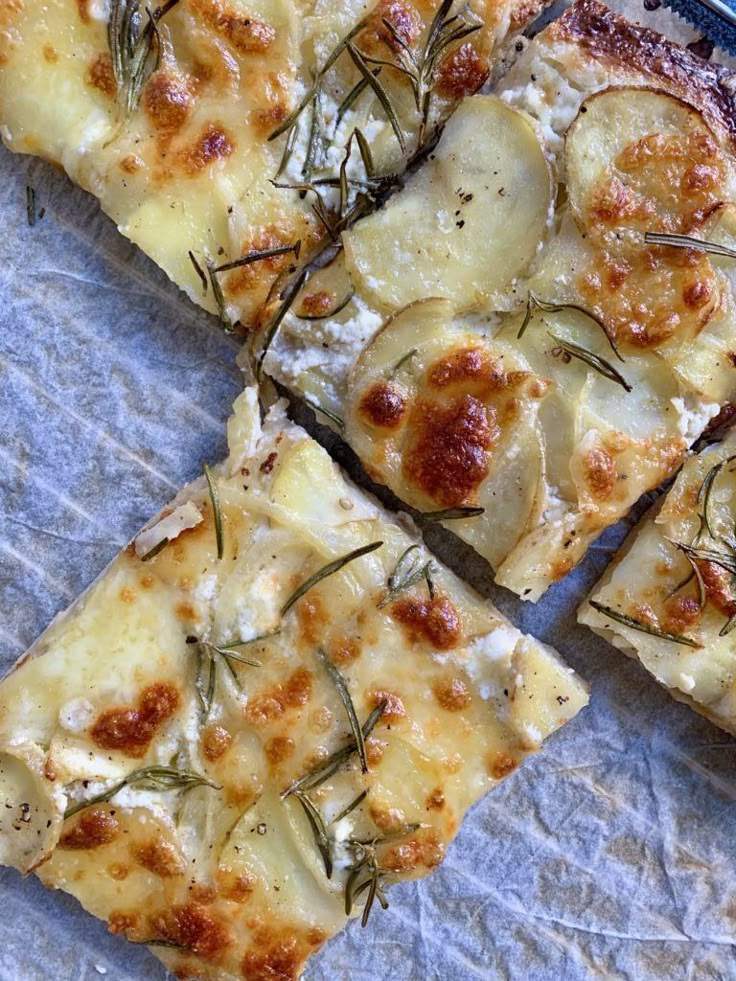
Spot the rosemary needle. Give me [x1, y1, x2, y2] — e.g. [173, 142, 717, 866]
[589, 600, 701, 648]
[316, 648, 368, 773]
[280, 541, 383, 617]
[203, 463, 224, 560]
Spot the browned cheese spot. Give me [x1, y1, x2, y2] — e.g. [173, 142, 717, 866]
[150, 903, 232, 960]
[216, 865, 257, 902]
[90, 682, 180, 757]
[426, 788, 445, 811]
[59, 807, 120, 850]
[265, 735, 295, 766]
[403, 395, 498, 507]
[488, 752, 518, 780]
[433, 676, 472, 712]
[241, 925, 325, 981]
[202, 723, 233, 761]
[382, 827, 445, 873]
[133, 835, 186, 878]
[191, 0, 276, 54]
[144, 70, 192, 133]
[180, 123, 233, 176]
[362, 0, 422, 54]
[436, 42, 489, 100]
[698, 560, 736, 618]
[298, 291, 336, 318]
[86, 53, 116, 98]
[358, 381, 408, 431]
[391, 595, 462, 650]
[245, 667, 313, 727]
[583, 446, 618, 501]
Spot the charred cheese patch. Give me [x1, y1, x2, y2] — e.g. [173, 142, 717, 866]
[0, 389, 587, 981]
[582, 427, 736, 737]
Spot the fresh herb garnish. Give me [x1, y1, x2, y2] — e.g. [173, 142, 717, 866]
[368, 0, 482, 144]
[280, 541, 383, 617]
[256, 268, 309, 380]
[345, 840, 390, 927]
[333, 788, 369, 823]
[64, 765, 218, 820]
[518, 292, 623, 362]
[644, 231, 736, 259]
[206, 258, 232, 331]
[211, 242, 302, 275]
[347, 43, 406, 152]
[188, 251, 208, 293]
[547, 333, 632, 392]
[282, 701, 386, 798]
[139, 536, 170, 562]
[297, 288, 355, 321]
[421, 506, 485, 522]
[589, 600, 701, 648]
[670, 541, 736, 578]
[203, 463, 224, 560]
[315, 648, 368, 773]
[389, 348, 417, 378]
[188, 635, 262, 719]
[378, 545, 433, 608]
[292, 791, 333, 878]
[698, 455, 736, 544]
[304, 396, 345, 431]
[108, 0, 181, 114]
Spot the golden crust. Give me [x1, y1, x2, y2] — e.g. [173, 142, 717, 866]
[548, 0, 736, 148]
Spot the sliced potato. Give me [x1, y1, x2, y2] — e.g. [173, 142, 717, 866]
[345, 299, 548, 569]
[565, 86, 731, 239]
[343, 96, 552, 313]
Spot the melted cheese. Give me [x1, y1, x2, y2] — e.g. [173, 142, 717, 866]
[0, 0, 521, 327]
[0, 389, 587, 981]
[581, 428, 736, 736]
[268, 21, 736, 602]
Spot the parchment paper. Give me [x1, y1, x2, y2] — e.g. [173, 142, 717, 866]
[2, 3, 736, 979]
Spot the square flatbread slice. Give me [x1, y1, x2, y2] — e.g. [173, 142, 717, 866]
[581, 419, 736, 736]
[0, 0, 536, 327]
[0, 387, 587, 981]
[266, 0, 736, 600]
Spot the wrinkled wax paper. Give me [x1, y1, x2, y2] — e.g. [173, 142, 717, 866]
[2, 2, 736, 979]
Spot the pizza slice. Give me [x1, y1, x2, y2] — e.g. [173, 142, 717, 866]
[265, 0, 736, 600]
[580, 418, 736, 735]
[0, 0, 537, 328]
[0, 387, 587, 981]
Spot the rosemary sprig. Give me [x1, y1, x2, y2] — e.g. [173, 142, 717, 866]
[139, 537, 170, 562]
[26, 185, 37, 226]
[547, 333, 632, 392]
[203, 463, 224, 560]
[421, 506, 484, 522]
[108, 0, 181, 114]
[188, 251, 207, 293]
[589, 600, 701, 648]
[644, 231, 736, 259]
[303, 396, 346, 431]
[64, 766, 218, 820]
[377, 545, 433, 608]
[282, 701, 386, 798]
[268, 13, 373, 143]
[333, 788, 369, 823]
[280, 541, 383, 617]
[256, 269, 309, 380]
[354, 128, 375, 179]
[210, 242, 301, 275]
[698, 455, 736, 543]
[297, 288, 355, 321]
[293, 791, 333, 878]
[518, 292, 623, 362]
[347, 43, 406, 153]
[671, 541, 736, 578]
[315, 648, 367, 773]
[669, 544, 707, 609]
[206, 258, 232, 331]
[389, 348, 417, 378]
